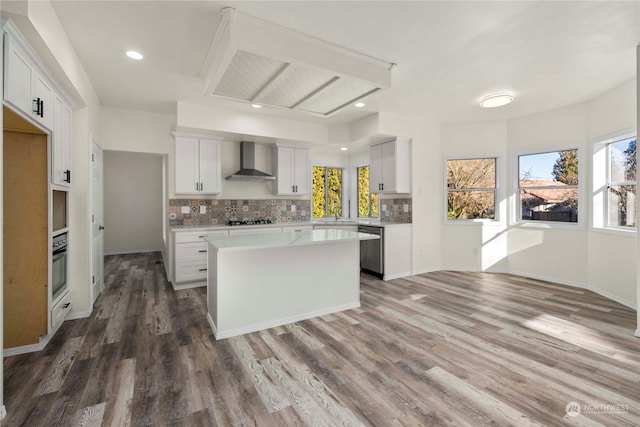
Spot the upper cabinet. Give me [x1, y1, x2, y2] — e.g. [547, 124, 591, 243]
[4, 21, 73, 187]
[369, 137, 411, 194]
[174, 134, 222, 194]
[271, 144, 309, 195]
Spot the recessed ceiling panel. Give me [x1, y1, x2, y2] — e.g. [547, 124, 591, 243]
[213, 50, 286, 100]
[258, 66, 336, 108]
[296, 79, 380, 115]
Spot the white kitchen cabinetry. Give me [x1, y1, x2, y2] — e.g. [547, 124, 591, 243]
[271, 144, 309, 195]
[369, 137, 411, 194]
[52, 94, 73, 186]
[313, 224, 358, 232]
[4, 21, 74, 187]
[175, 135, 222, 194]
[4, 23, 54, 130]
[174, 229, 228, 287]
[383, 224, 412, 281]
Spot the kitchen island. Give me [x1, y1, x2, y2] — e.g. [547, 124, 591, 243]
[204, 229, 379, 340]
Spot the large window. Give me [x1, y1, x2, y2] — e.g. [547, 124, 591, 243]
[446, 157, 497, 220]
[606, 136, 636, 228]
[518, 149, 578, 223]
[357, 165, 379, 218]
[312, 166, 343, 218]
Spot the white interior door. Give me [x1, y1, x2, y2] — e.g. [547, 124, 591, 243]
[91, 138, 104, 303]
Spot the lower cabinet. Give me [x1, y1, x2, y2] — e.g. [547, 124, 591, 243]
[51, 290, 73, 331]
[174, 230, 228, 286]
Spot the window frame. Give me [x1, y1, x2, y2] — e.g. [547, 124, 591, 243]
[355, 164, 379, 219]
[512, 147, 583, 230]
[592, 130, 636, 237]
[312, 165, 346, 220]
[444, 155, 501, 224]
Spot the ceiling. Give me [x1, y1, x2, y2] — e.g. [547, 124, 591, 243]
[50, 1, 639, 126]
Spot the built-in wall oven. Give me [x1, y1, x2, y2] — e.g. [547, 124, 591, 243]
[52, 233, 68, 302]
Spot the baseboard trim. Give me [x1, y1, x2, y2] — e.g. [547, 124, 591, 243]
[171, 280, 206, 291]
[635, 329, 640, 338]
[3, 340, 47, 357]
[104, 249, 162, 256]
[384, 271, 413, 281]
[66, 310, 92, 321]
[212, 301, 361, 340]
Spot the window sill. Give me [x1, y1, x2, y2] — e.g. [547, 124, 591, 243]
[591, 226, 636, 238]
[445, 219, 503, 226]
[511, 220, 583, 231]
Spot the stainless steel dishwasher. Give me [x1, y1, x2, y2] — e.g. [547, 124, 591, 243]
[358, 225, 383, 277]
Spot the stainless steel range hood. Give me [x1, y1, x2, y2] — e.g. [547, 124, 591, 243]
[225, 141, 275, 182]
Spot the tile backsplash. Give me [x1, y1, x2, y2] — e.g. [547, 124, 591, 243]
[169, 199, 311, 227]
[380, 198, 412, 223]
[169, 197, 412, 227]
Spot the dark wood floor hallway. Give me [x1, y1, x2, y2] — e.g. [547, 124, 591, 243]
[3, 252, 640, 426]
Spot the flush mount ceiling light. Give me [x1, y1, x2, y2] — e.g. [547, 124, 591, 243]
[126, 50, 143, 60]
[354, 102, 365, 108]
[340, 147, 349, 151]
[251, 103, 262, 108]
[480, 93, 514, 108]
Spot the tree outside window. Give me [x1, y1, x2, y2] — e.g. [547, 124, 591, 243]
[607, 137, 636, 228]
[447, 158, 497, 220]
[518, 150, 578, 223]
[357, 165, 379, 218]
[313, 166, 343, 218]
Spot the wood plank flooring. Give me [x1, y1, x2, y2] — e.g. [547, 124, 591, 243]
[3, 252, 639, 426]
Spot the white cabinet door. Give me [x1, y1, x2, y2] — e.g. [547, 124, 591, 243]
[52, 94, 73, 186]
[272, 145, 309, 195]
[369, 143, 384, 193]
[33, 73, 54, 130]
[175, 136, 200, 193]
[4, 35, 34, 117]
[369, 138, 411, 194]
[199, 138, 221, 194]
[293, 148, 309, 194]
[175, 135, 221, 194]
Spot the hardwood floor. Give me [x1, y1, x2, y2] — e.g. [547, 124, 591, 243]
[3, 252, 639, 426]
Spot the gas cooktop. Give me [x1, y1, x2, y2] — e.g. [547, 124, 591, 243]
[226, 218, 274, 226]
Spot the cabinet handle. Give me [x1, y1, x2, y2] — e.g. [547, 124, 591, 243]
[198, 268, 207, 272]
[62, 302, 71, 308]
[33, 98, 42, 116]
[200, 182, 203, 191]
[381, 183, 384, 191]
[198, 250, 207, 253]
[39, 99, 44, 117]
[64, 170, 71, 183]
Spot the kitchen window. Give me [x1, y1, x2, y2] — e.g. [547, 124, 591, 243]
[357, 165, 379, 218]
[518, 149, 579, 223]
[312, 166, 343, 218]
[446, 157, 497, 220]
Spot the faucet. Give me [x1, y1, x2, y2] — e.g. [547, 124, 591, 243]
[333, 199, 340, 221]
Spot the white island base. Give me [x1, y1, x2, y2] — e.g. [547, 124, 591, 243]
[205, 230, 377, 340]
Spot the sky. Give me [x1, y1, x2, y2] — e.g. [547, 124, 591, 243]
[519, 151, 560, 182]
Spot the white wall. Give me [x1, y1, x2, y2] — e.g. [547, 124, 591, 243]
[103, 151, 164, 255]
[440, 120, 509, 272]
[440, 80, 637, 308]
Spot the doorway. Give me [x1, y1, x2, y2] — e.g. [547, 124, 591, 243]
[91, 138, 103, 304]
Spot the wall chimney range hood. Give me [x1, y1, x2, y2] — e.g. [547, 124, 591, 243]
[225, 141, 275, 182]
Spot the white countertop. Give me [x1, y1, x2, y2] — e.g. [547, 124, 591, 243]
[171, 220, 411, 232]
[204, 229, 379, 252]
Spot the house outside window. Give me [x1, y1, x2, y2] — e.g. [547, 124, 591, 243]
[312, 166, 343, 218]
[606, 136, 636, 229]
[357, 165, 379, 218]
[518, 149, 578, 223]
[446, 157, 497, 220]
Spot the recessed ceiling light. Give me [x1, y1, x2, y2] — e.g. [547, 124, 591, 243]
[251, 103, 262, 109]
[480, 93, 514, 108]
[354, 102, 365, 108]
[126, 50, 143, 60]
[340, 147, 349, 151]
